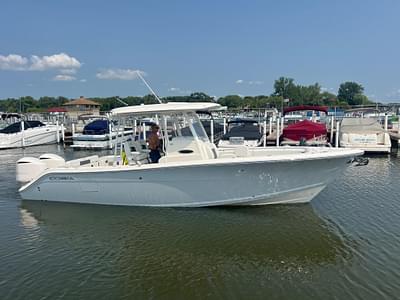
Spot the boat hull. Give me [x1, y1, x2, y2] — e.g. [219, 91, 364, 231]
[71, 131, 133, 150]
[19, 156, 349, 207]
[0, 127, 59, 149]
[340, 144, 391, 154]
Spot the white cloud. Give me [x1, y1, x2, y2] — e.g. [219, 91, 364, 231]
[167, 87, 192, 94]
[59, 68, 77, 74]
[96, 69, 145, 80]
[30, 53, 81, 71]
[53, 74, 76, 81]
[0, 53, 81, 71]
[80, 79, 87, 83]
[248, 80, 263, 85]
[236, 79, 264, 85]
[0, 54, 29, 70]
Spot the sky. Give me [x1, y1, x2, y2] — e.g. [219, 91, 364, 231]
[1, 0, 400, 102]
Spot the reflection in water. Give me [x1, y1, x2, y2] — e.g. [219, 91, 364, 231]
[0, 146, 399, 299]
[15, 201, 350, 299]
[19, 208, 39, 230]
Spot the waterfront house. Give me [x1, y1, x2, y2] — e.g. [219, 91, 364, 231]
[62, 96, 101, 121]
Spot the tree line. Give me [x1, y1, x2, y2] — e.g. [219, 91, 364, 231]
[0, 78, 372, 113]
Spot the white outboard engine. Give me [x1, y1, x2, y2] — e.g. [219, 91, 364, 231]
[39, 153, 65, 168]
[16, 157, 47, 183]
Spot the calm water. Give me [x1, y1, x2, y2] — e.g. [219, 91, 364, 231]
[1, 145, 400, 299]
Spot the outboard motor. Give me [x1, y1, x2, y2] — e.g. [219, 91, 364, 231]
[39, 153, 65, 168]
[16, 157, 47, 183]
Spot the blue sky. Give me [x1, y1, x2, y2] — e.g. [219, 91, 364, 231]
[1, 0, 400, 101]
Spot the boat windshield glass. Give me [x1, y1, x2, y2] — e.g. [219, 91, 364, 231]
[167, 113, 209, 142]
[187, 113, 209, 142]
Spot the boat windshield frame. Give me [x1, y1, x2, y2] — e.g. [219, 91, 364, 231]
[161, 112, 210, 144]
[111, 110, 210, 158]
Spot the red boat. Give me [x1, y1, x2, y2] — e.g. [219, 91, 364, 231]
[282, 105, 329, 146]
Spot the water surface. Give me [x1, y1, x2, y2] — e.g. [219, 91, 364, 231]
[0, 145, 399, 299]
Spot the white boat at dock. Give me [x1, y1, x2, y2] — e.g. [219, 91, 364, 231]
[218, 118, 264, 148]
[339, 118, 391, 153]
[0, 120, 60, 149]
[71, 118, 133, 150]
[16, 102, 363, 207]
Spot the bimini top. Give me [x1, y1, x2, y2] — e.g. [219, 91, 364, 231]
[111, 102, 222, 116]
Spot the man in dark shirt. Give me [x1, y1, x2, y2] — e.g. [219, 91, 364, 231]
[148, 124, 161, 163]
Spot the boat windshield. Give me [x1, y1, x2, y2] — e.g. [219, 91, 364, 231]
[167, 113, 209, 142]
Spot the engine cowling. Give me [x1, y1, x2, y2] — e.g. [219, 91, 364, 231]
[39, 153, 65, 168]
[16, 157, 47, 183]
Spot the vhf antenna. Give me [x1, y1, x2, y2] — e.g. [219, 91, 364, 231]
[115, 96, 129, 106]
[136, 71, 163, 104]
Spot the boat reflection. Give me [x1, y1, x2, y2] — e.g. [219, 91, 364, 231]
[20, 201, 350, 267]
[18, 201, 354, 298]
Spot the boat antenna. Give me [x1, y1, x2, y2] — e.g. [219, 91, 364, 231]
[116, 96, 129, 106]
[136, 71, 163, 104]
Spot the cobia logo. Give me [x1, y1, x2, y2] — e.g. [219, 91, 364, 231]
[48, 176, 75, 181]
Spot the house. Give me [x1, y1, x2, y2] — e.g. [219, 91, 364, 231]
[62, 96, 101, 121]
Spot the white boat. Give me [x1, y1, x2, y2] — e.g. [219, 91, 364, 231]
[16, 102, 363, 207]
[218, 119, 264, 148]
[0, 120, 60, 149]
[71, 119, 133, 150]
[339, 118, 391, 153]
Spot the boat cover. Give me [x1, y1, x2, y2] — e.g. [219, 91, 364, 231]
[82, 120, 110, 135]
[340, 118, 384, 133]
[0, 121, 45, 134]
[221, 124, 262, 140]
[282, 120, 327, 141]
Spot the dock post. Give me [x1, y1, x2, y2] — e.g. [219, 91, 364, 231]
[61, 123, 65, 142]
[21, 120, 25, 148]
[280, 115, 284, 135]
[109, 122, 113, 149]
[210, 118, 214, 144]
[330, 117, 334, 144]
[56, 120, 60, 143]
[276, 117, 280, 147]
[223, 117, 227, 135]
[263, 120, 267, 147]
[269, 117, 272, 135]
[142, 123, 146, 140]
[384, 114, 388, 131]
[72, 123, 75, 136]
[335, 120, 340, 148]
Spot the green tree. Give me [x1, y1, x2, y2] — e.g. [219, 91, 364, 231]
[189, 92, 213, 102]
[218, 95, 243, 108]
[337, 82, 364, 105]
[273, 77, 296, 99]
[352, 94, 370, 106]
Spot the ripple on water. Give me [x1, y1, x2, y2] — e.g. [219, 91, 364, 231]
[1, 146, 400, 299]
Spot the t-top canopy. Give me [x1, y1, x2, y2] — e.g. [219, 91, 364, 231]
[111, 102, 222, 116]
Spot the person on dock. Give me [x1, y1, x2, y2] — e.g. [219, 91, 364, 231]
[148, 124, 161, 163]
